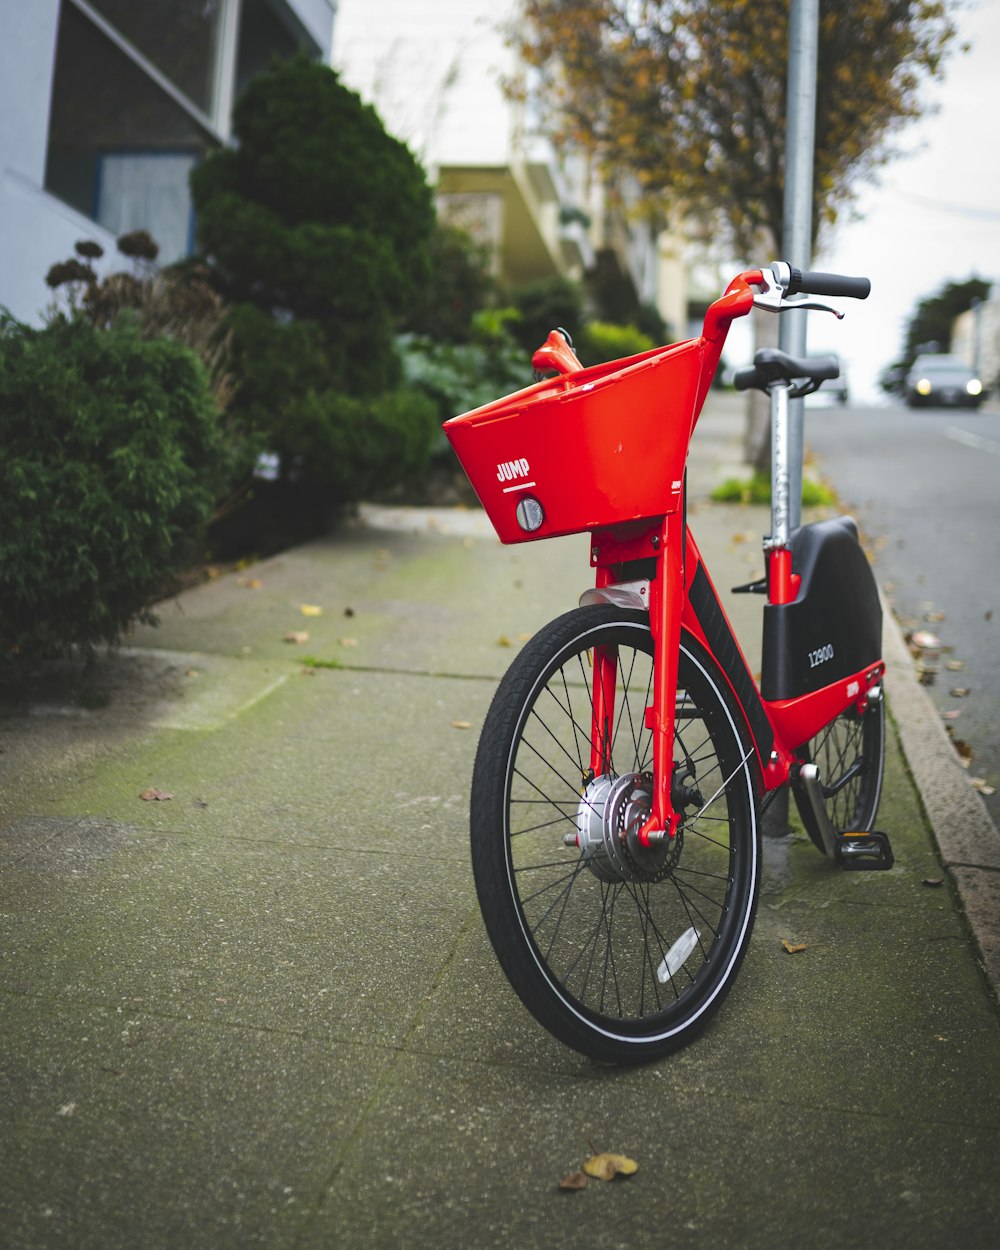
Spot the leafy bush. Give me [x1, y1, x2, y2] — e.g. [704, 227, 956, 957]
[710, 472, 835, 507]
[403, 224, 498, 344]
[503, 277, 584, 356]
[0, 314, 225, 659]
[189, 58, 440, 504]
[399, 308, 532, 422]
[576, 321, 655, 366]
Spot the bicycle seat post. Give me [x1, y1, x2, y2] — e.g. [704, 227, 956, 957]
[764, 379, 800, 605]
[768, 379, 793, 547]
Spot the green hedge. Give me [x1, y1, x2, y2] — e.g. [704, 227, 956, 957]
[0, 314, 225, 659]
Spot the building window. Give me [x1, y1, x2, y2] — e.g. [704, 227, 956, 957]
[85, 0, 225, 116]
[44, 2, 215, 262]
[235, 0, 311, 102]
[43, 0, 322, 264]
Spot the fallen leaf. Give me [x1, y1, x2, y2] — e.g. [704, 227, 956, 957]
[451, 720, 472, 730]
[942, 709, 962, 721]
[925, 610, 946, 623]
[782, 940, 808, 954]
[582, 1153, 638, 1181]
[945, 659, 966, 671]
[139, 788, 173, 802]
[558, 1171, 589, 1191]
[300, 604, 323, 617]
[237, 577, 262, 590]
[971, 778, 997, 796]
[952, 739, 974, 767]
[283, 631, 309, 645]
[339, 637, 358, 647]
[910, 630, 941, 651]
[922, 878, 944, 888]
[497, 635, 512, 647]
[950, 687, 970, 697]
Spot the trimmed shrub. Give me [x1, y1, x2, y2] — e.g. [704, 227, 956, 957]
[0, 313, 226, 659]
[189, 58, 440, 505]
[576, 321, 656, 366]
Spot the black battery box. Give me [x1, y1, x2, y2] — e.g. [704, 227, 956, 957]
[760, 516, 882, 703]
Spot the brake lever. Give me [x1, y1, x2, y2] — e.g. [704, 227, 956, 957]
[750, 263, 844, 318]
[782, 297, 845, 319]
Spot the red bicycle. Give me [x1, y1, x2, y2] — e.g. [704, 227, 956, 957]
[444, 262, 888, 1065]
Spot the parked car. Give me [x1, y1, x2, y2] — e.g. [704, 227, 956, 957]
[905, 354, 985, 408]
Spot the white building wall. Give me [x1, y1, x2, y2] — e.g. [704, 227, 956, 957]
[0, 0, 98, 322]
[0, 0, 335, 325]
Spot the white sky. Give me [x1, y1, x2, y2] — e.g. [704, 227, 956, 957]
[810, 0, 1000, 401]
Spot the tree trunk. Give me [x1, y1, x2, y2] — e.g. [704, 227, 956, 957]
[743, 311, 780, 475]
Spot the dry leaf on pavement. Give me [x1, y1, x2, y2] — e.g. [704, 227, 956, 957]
[451, 720, 472, 730]
[283, 631, 309, 645]
[582, 1153, 638, 1181]
[782, 940, 808, 954]
[300, 604, 323, 617]
[139, 788, 173, 801]
[952, 739, 974, 767]
[558, 1170, 589, 1191]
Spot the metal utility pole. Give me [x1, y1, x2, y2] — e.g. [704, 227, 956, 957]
[764, 0, 820, 841]
[780, 0, 820, 531]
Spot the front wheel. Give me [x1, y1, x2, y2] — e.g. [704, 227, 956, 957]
[470, 606, 761, 1065]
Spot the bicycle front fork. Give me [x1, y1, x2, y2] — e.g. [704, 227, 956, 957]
[587, 509, 686, 845]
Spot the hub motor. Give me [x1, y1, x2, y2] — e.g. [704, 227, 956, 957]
[575, 771, 682, 883]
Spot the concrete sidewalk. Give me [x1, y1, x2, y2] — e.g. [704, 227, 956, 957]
[1, 393, 998, 1249]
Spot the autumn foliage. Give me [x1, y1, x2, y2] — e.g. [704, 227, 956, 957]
[511, 0, 958, 254]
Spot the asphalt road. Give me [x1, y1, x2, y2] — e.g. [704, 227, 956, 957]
[803, 397, 1000, 828]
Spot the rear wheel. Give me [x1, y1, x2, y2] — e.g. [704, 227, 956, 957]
[470, 606, 761, 1065]
[794, 693, 885, 849]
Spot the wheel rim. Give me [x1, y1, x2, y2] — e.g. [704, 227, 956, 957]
[807, 699, 883, 832]
[502, 624, 757, 1042]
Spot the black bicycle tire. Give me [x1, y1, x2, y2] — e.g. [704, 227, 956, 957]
[470, 605, 761, 1065]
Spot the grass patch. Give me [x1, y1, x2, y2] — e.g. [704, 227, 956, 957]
[711, 472, 835, 507]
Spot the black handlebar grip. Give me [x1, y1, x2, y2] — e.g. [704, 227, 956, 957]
[788, 268, 871, 300]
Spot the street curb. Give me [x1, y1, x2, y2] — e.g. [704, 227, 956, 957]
[880, 586, 1000, 998]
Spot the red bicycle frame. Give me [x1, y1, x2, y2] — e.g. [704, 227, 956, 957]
[444, 269, 885, 846]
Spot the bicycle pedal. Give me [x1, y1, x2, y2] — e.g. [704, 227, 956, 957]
[835, 831, 894, 871]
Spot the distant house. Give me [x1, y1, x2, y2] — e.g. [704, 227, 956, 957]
[0, 0, 336, 324]
[952, 297, 1000, 395]
[331, 0, 689, 337]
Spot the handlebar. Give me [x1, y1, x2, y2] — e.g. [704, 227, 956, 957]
[785, 267, 871, 300]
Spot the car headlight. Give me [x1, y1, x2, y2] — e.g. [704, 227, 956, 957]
[915, 378, 932, 396]
[967, 378, 983, 396]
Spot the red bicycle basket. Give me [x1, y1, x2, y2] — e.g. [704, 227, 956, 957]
[443, 337, 706, 543]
